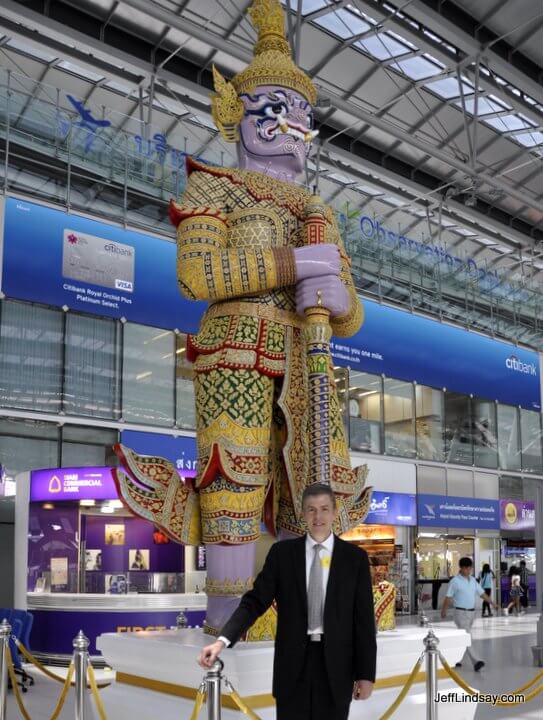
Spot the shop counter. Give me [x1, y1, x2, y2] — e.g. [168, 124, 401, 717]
[27, 592, 207, 663]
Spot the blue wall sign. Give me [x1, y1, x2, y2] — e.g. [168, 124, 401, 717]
[2, 198, 540, 410]
[364, 491, 416, 526]
[2, 198, 205, 333]
[331, 300, 541, 410]
[120, 431, 197, 477]
[417, 493, 500, 529]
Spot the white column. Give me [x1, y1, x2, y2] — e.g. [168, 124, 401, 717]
[14, 472, 30, 609]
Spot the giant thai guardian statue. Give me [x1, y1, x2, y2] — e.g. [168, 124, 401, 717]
[114, 0, 371, 637]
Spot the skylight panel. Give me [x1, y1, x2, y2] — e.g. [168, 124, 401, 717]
[6, 38, 56, 62]
[387, 30, 417, 51]
[494, 245, 514, 253]
[346, 4, 377, 25]
[513, 131, 543, 147]
[381, 196, 406, 206]
[355, 184, 383, 196]
[357, 32, 412, 60]
[454, 95, 511, 115]
[452, 227, 477, 237]
[328, 172, 353, 184]
[57, 60, 104, 82]
[105, 79, 132, 94]
[282, 0, 331, 15]
[314, 8, 371, 38]
[391, 54, 444, 81]
[472, 237, 498, 246]
[424, 76, 473, 99]
[483, 114, 536, 133]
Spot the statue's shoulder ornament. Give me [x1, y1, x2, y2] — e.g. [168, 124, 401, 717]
[185, 157, 335, 225]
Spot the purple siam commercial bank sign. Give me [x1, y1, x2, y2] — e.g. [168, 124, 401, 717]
[30, 467, 118, 502]
[500, 499, 535, 531]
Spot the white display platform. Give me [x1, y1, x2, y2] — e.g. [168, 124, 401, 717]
[97, 626, 477, 719]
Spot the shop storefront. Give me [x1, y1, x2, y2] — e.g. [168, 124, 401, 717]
[14, 434, 206, 663]
[416, 493, 500, 611]
[500, 498, 536, 605]
[341, 490, 416, 614]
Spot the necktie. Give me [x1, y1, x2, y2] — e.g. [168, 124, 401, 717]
[308, 544, 324, 632]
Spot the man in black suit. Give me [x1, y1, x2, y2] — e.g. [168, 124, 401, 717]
[198, 483, 377, 720]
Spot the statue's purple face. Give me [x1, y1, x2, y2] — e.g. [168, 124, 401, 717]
[238, 85, 318, 178]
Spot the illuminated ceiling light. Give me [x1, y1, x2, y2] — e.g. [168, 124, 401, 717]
[80, 499, 96, 507]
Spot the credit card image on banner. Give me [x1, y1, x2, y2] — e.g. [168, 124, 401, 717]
[62, 229, 135, 292]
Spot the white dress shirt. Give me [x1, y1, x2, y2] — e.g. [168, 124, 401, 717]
[306, 532, 334, 635]
[218, 533, 335, 647]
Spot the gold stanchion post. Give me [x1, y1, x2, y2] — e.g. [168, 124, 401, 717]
[0, 619, 10, 720]
[206, 659, 224, 720]
[73, 630, 90, 720]
[424, 629, 439, 720]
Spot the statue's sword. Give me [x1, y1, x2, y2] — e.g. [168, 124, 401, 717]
[303, 194, 333, 486]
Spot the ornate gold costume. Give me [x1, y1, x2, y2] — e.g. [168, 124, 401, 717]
[169, 158, 365, 543]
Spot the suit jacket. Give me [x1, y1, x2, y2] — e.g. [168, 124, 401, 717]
[220, 535, 377, 705]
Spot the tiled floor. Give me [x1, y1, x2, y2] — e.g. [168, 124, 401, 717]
[5, 614, 543, 719]
[432, 611, 543, 719]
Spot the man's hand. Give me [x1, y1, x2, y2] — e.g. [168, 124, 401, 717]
[353, 679, 373, 700]
[441, 596, 450, 619]
[197, 639, 225, 669]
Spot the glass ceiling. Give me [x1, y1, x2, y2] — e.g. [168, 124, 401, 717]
[1, 61, 542, 352]
[282, 0, 543, 153]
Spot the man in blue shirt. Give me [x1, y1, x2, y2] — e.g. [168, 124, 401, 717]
[441, 557, 495, 671]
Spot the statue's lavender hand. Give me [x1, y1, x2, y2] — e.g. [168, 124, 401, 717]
[294, 244, 341, 280]
[296, 275, 350, 317]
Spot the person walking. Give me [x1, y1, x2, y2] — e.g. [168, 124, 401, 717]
[441, 557, 495, 671]
[477, 563, 495, 617]
[519, 560, 529, 611]
[504, 566, 522, 616]
[198, 483, 377, 720]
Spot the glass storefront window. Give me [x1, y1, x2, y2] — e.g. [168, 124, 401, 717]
[64, 313, 121, 419]
[122, 324, 175, 426]
[175, 333, 195, 429]
[348, 371, 382, 454]
[60, 425, 118, 467]
[383, 378, 415, 458]
[0, 300, 63, 412]
[415, 385, 444, 461]
[497, 404, 521, 471]
[444, 392, 472, 465]
[472, 399, 498, 469]
[520, 409, 543, 474]
[0, 417, 59, 478]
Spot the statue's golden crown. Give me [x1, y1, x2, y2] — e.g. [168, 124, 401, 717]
[211, 0, 317, 142]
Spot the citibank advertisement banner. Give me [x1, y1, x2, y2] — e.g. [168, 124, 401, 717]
[331, 300, 540, 410]
[2, 198, 205, 333]
[2, 198, 540, 410]
[417, 494, 500, 529]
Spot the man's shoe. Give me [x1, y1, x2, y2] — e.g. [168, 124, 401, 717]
[455, 662, 462, 668]
[474, 661, 485, 672]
